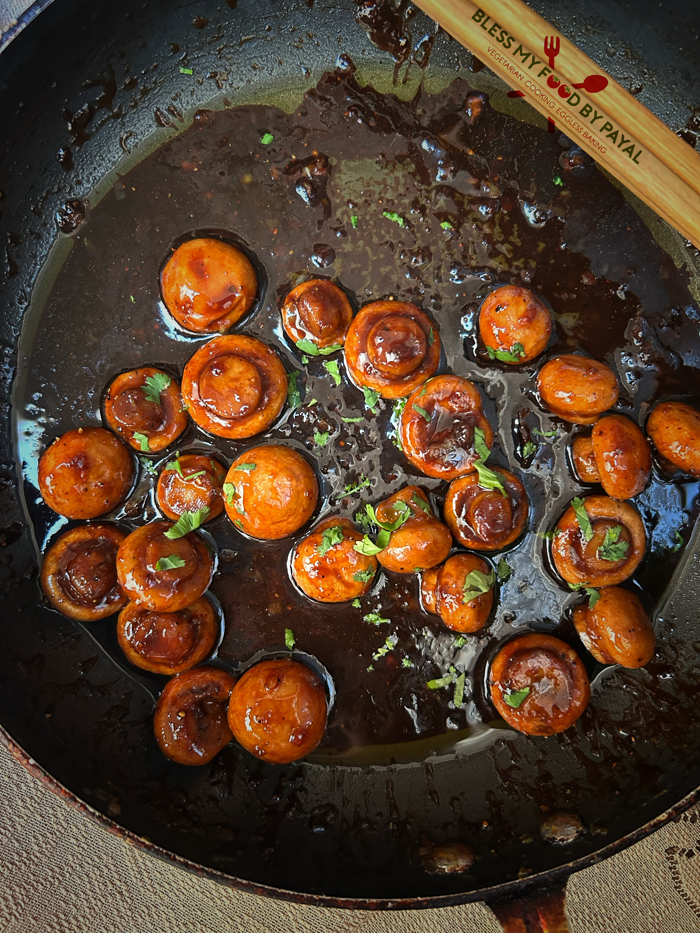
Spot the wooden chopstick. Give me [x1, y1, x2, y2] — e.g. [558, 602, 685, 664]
[411, 0, 700, 249]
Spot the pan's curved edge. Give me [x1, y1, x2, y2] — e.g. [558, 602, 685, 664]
[2, 721, 699, 911]
[0, 0, 54, 52]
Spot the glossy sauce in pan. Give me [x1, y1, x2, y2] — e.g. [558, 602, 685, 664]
[15, 61, 700, 765]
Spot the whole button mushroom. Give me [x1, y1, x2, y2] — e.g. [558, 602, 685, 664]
[445, 469, 529, 550]
[281, 278, 353, 350]
[571, 435, 601, 484]
[590, 415, 651, 499]
[292, 517, 378, 602]
[103, 367, 187, 453]
[154, 666, 236, 765]
[489, 633, 590, 735]
[227, 658, 328, 764]
[160, 237, 257, 334]
[156, 453, 226, 522]
[181, 335, 287, 439]
[344, 300, 440, 399]
[117, 597, 219, 675]
[572, 586, 655, 668]
[367, 486, 452, 574]
[38, 427, 135, 520]
[479, 285, 552, 364]
[647, 401, 700, 475]
[421, 553, 495, 633]
[537, 354, 619, 424]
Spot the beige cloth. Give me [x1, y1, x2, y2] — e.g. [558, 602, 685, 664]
[1, 744, 700, 932]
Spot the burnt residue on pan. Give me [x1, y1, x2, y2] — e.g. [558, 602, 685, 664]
[7, 55, 700, 898]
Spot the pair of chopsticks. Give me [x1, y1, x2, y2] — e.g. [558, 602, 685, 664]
[411, 0, 700, 249]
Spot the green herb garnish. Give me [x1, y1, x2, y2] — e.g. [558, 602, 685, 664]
[523, 440, 537, 459]
[317, 524, 344, 557]
[363, 386, 380, 414]
[427, 673, 454, 690]
[453, 672, 466, 708]
[571, 497, 594, 543]
[532, 428, 558, 438]
[166, 453, 183, 477]
[287, 370, 302, 409]
[350, 215, 358, 228]
[140, 457, 157, 476]
[440, 221, 454, 230]
[260, 132, 274, 145]
[364, 612, 389, 625]
[671, 530, 684, 553]
[234, 463, 256, 472]
[344, 476, 371, 495]
[180, 67, 193, 75]
[497, 558, 511, 582]
[313, 429, 330, 447]
[373, 634, 398, 660]
[223, 483, 237, 506]
[164, 506, 210, 539]
[133, 432, 150, 451]
[411, 492, 431, 515]
[453, 635, 466, 648]
[383, 211, 406, 227]
[504, 686, 530, 708]
[156, 554, 186, 571]
[487, 342, 526, 363]
[352, 598, 361, 608]
[284, 628, 295, 650]
[472, 428, 507, 496]
[597, 525, 629, 562]
[413, 403, 431, 422]
[342, 416, 363, 423]
[553, 175, 564, 186]
[295, 338, 342, 357]
[462, 568, 495, 603]
[402, 657, 414, 668]
[323, 359, 342, 386]
[569, 583, 601, 607]
[142, 372, 171, 405]
[353, 566, 376, 583]
[184, 470, 207, 483]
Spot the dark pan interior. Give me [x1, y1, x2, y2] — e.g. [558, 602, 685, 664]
[2, 0, 700, 906]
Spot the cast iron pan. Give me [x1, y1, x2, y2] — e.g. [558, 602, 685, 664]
[2, 0, 700, 920]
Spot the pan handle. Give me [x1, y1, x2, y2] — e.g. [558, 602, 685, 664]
[489, 883, 572, 933]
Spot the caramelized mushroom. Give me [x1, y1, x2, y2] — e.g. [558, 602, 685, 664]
[156, 453, 226, 522]
[154, 666, 235, 765]
[41, 524, 127, 621]
[292, 517, 378, 602]
[227, 658, 328, 764]
[116, 520, 214, 612]
[281, 278, 353, 350]
[591, 415, 651, 499]
[160, 237, 257, 334]
[479, 285, 552, 364]
[372, 486, 452, 573]
[117, 597, 219, 674]
[181, 335, 287, 439]
[103, 368, 187, 453]
[444, 469, 528, 550]
[223, 445, 318, 540]
[344, 301, 440, 399]
[399, 375, 494, 480]
[489, 633, 590, 735]
[647, 401, 700, 475]
[38, 427, 135, 519]
[537, 355, 619, 424]
[420, 566, 439, 614]
[422, 553, 494, 633]
[571, 435, 600, 484]
[572, 586, 655, 668]
[551, 495, 646, 587]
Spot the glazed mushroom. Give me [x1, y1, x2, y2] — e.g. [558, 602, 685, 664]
[363, 486, 452, 573]
[422, 553, 495, 633]
[588, 415, 651, 499]
[292, 517, 378, 602]
[281, 278, 353, 350]
[160, 237, 257, 334]
[572, 586, 655, 668]
[444, 469, 528, 550]
[479, 285, 552, 364]
[117, 597, 219, 675]
[156, 453, 227, 522]
[154, 666, 235, 765]
[571, 435, 600, 484]
[227, 658, 328, 764]
[489, 633, 590, 735]
[647, 401, 700, 475]
[537, 354, 619, 424]
[116, 519, 214, 612]
[399, 375, 494, 480]
[103, 367, 188, 453]
[551, 495, 646, 587]
[344, 300, 440, 399]
[181, 335, 287, 439]
[223, 445, 318, 540]
[41, 524, 127, 621]
[38, 427, 135, 519]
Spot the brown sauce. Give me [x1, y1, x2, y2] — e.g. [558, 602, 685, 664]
[15, 60, 700, 764]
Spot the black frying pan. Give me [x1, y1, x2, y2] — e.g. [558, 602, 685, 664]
[2, 0, 700, 924]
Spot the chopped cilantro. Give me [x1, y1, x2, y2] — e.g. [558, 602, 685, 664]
[553, 175, 564, 186]
[164, 507, 210, 539]
[453, 671, 466, 708]
[284, 628, 295, 650]
[179, 67, 193, 75]
[474, 427, 491, 462]
[487, 342, 526, 363]
[363, 386, 380, 413]
[129, 295, 135, 303]
[142, 372, 171, 405]
[392, 397, 407, 419]
[504, 686, 530, 708]
[453, 635, 466, 648]
[317, 524, 344, 557]
[532, 428, 558, 438]
[287, 370, 302, 409]
[440, 221, 454, 230]
[166, 454, 183, 477]
[353, 566, 376, 583]
[474, 459, 507, 497]
[671, 530, 684, 553]
[342, 416, 363, 423]
[350, 215, 358, 228]
[427, 673, 454, 690]
[140, 457, 157, 476]
[156, 554, 186, 571]
[364, 611, 389, 625]
[313, 429, 330, 447]
[260, 132, 274, 145]
[133, 432, 150, 451]
[352, 598, 361, 608]
[569, 583, 601, 607]
[223, 482, 237, 506]
[382, 211, 406, 227]
[306, 398, 318, 407]
[234, 463, 256, 472]
[184, 470, 207, 483]
[373, 634, 398, 660]
[367, 664, 374, 672]
[597, 525, 629, 562]
[323, 359, 342, 386]
[411, 491, 431, 515]
[497, 558, 511, 582]
[354, 536, 385, 556]
[344, 476, 371, 495]
[428, 327, 435, 346]
[462, 568, 495, 603]
[402, 657, 414, 668]
[571, 497, 594, 542]
[296, 338, 342, 357]
[413, 403, 431, 422]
